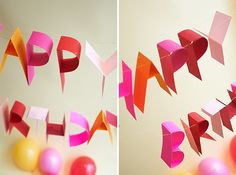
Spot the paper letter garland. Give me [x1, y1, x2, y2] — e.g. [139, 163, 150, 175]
[133, 52, 171, 113]
[117, 11, 232, 169]
[0, 98, 117, 147]
[120, 11, 231, 119]
[88, 110, 113, 143]
[119, 61, 136, 119]
[27, 31, 53, 85]
[181, 112, 215, 155]
[208, 11, 231, 64]
[0, 100, 30, 137]
[201, 99, 225, 137]
[178, 29, 208, 80]
[69, 112, 90, 147]
[0, 28, 28, 81]
[161, 121, 185, 168]
[106, 111, 118, 127]
[157, 40, 188, 93]
[57, 36, 81, 92]
[46, 114, 66, 141]
[157, 29, 208, 93]
[85, 41, 117, 95]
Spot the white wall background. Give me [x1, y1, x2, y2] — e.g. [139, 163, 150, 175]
[120, 0, 236, 174]
[0, 0, 117, 175]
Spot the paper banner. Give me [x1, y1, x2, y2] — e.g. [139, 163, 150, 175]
[208, 11, 231, 64]
[0, 98, 10, 133]
[57, 36, 81, 92]
[181, 112, 215, 155]
[157, 40, 187, 93]
[178, 29, 208, 80]
[201, 99, 225, 137]
[69, 112, 90, 147]
[85, 41, 117, 95]
[106, 111, 117, 127]
[0, 28, 28, 81]
[119, 61, 136, 119]
[46, 114, 66, 141]
[27, 31, 53, 85]
[88, 110, 112, 143]
[161, 121, 185, 168]
[134, 52, 171, 113]
[9, 101, 30, 137]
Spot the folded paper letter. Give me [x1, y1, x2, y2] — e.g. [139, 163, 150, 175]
[161, 121, 185, 168]
[57, 36, 81, 92]
[88, 110, 112, 143]
[27, 31, 53, 85]
[119, 61, 136, 119]
[181, 112, 215, 155]
[69, 112, 90, 147]
[134, 52, 171, 113]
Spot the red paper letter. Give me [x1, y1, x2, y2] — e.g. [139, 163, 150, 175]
[181, 112, 215, 155]
[57, 36, 81, 92]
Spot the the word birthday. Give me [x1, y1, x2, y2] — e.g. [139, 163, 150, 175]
[0, 99, 117, 147]
[161, 82, 236, 168]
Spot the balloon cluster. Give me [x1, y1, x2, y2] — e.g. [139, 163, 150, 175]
[12, 138, 96, 175]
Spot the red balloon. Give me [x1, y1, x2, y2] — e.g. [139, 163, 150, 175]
[230, 135, 236, 164]
[70, 156, 96, 175]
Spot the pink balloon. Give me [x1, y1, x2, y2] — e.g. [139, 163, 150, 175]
[39, 148, 62, 175]
[199, 157, 229, 175]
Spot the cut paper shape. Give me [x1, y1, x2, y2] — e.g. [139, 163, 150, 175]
[69, 112, 90, 147]
[88, 110, 112, 143]
[134, 52, 171, 113]
[181, 112, 215, 155]
[227, 89, 236, 100]
[0, 98, 10, 133]
[220, 97, 236, 132]
[0, 24, 3, 32]
[0, 28, 28, 81]
[119, 61, 136, 119]
[178, 29, 208, 80]
[85, 41, 117, 95]
[46, 114, 66, 141]
[106, 111, 117, 127]
[27, 31, 53, 85]
[231, 82, 236, 94]
[28, 106, 49, 121]
[208, 11, 231, 64]
[28, 106, 49, 133]
[228, 82, 236, 100]
[9, 101, 30, 137]
[161, 121, 185, 168]
[157, 40, 188, 93]
[201, 99, 225, 137]
[57, 36, 81, 92]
